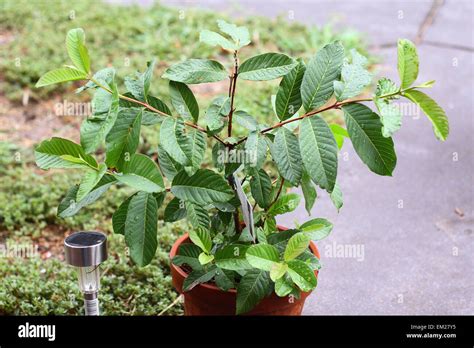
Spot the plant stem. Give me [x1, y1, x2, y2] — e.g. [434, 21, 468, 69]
[89, 77, 227, 146]
[268, 177, 285, 209]
[227, 50, 239, 139]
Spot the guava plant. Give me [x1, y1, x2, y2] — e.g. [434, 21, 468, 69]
[35, 20, 449, 314]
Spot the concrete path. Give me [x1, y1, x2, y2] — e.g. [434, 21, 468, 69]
[162, 0, 474, 314]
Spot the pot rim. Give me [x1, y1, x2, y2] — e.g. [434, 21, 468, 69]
[169, 225, 321, 294]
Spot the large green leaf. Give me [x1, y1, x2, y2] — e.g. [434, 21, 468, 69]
[236, 269, 271, 315]
[185, 202, 210, 230]
[124, 59, 156, 102]
[105, 108, 142, 169]
[215, 268, 235, 291]
[188, 128, 207, 170]
[215, 244, 251, 270]
[287, 259, 317, 292]
[271, 127, 302, 185]
[301, 170, 317, 215]
[169, 81, 199, 122]
[157, 144, 183, 180]
[112, 194, 135, 235]
[204, 96, 231, 133]
[233, 110, 258, 131]
[284, 232, 310, 261]
[171, 169, 234, 205]
[124, 191, 158, 266]
[80, 83, 120, 153]
[114, 154, 164, 193]
[199, 29, 237, 51]
[333, 49, 371, 101]
[275, 59, 306, 120]
[244, 131, 267, 170]
[188, 227, 212, 253]
[397, 39, 419, 89]
[164, 197, 187, 222]
[250, 169, 272, 209]
[35, 137, 97, 170]
[403, 90, 449, 141]
[162, 59, 228, 84]
[269, 262, 288, 282]
[217, 19, 251, 49]
[66, 28, 90, 74]
[301, 41, 344, 112]
[58, 175, 115, 218]
[246, 244, 280, 271]
[76, 164, 107, 201]
[342, 103, 397, 176]
[299, 116, 338, 192]
[300, 218, 333, 240]
[159, 118, 192, 166]
[35, 67, 88, 87]
[267, 193, 300, 217]
[239, 53, 297, 81]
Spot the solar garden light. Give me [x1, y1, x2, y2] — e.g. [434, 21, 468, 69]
[64, 231, 107, 316]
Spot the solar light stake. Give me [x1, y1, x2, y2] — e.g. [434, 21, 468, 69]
[64, 231, 107, 316]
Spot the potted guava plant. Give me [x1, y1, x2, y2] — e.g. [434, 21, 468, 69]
[34, 20, 449, 315]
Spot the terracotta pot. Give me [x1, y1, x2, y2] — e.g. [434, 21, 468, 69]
[170, 226, 320, 316]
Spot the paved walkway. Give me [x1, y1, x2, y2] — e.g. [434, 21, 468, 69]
[162, 0, 474, 314]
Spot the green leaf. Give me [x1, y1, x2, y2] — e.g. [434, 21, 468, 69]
[205, 96, 231, 133]
[299, 116, 338, 192]
[216, 19, 251, 49]
[403, 90, 449, 141]
[300, 218, 333, 240]
[245, 244, 280, 271]
[376, 77, 399, 97]
[342, 103, 397, 176]
[198, 252, 214, 265]
[114, 154, 164, 192]
[172, 243, 203, 271]
[275, 275, 294, 297]
[164, 197, 186, 222]
[267, 228, 299, 251]
[124, 59, 156, 102]
[159, 117, 192, 166]
[199, 29, 237, 51]
[124, 191, 158, 266]
[333, 49, 371, 101]
[244, 131, 267, 170]
[301, 169, 317, 215]
[66, 28, 90, 74]
[162, 59, 228, 84]
[112, 194, 135, 235]
[187, 128, 207, 172]
[105, 108, 142, 169]
[275, 59, 306, 120]
[183, 266, 218, 291]
[185, 202, 210, 230]
[77, 67, 115, 93]
[35, 137, 97, 170]
[397, 39, 419, 89]
[267, 193, 300, 217]
[157, 144, 183, 180]
[188, 227, 212, 253]
[215, 268, 235, 291]
[287, 259, 317, 292]
[80, 83, 120, 153]
[271, 127, 302, 185]
[330, 182, 343, 211]
[239, 53, 297, 81]
[76, 164, 107, 201]
[250, 169, 272, 209]
[233, 110, 258, 131]
[329, 124, 349, 150]
[375, 97, 402, 138]
[57, 175, 115, 218]
[236, 269, 271, 315]
[169, 81, 199, 122]
[284, 232, 310, 261]
[270, 262, 288, 282]
[302, 41, 345, 111]
[35, 67, 88, 87]
[297, 250, 321, 271]
[215, 244, 251, 271]
[171, 169, 234, 205]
